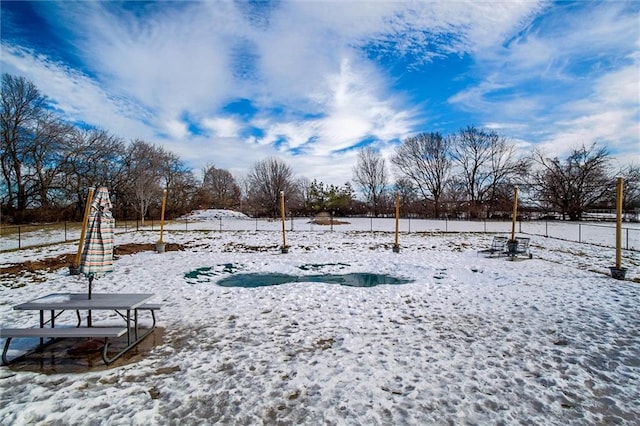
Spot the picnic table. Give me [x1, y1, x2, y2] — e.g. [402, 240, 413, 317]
[1, 293, 160, 365]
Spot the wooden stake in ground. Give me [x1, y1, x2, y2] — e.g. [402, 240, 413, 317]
[73, 187, 95, 270]
[158, 189, 168, 244]
[615, 177, 623, 269]
[510, 186, 518, 242]
[393, 192, 400, 253]
[280, 191, 288, 253]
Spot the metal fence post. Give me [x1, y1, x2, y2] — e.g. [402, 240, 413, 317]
[626, 228, 629, 250]
[579, 223, 582, 243]
[219, 217, 222, 231]
[18, 226, 21, 249]
[64, 221, 68, 242]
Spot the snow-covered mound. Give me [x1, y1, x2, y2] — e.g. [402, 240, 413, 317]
[179, 209, 250, 221]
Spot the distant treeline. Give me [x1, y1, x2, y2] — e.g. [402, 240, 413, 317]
[2, 73, 639, 224]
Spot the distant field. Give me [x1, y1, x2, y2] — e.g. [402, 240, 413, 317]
[1, 216, 638, 252]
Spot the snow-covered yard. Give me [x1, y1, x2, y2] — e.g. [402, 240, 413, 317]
[1, 212, 639, 424]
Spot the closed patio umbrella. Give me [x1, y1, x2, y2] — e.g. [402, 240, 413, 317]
[79, 186, 115, 301]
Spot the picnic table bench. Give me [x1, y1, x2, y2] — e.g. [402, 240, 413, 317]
[1, 327, 128, 365]
[1, 294, 161, 365]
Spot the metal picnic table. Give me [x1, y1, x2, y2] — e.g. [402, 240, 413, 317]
[1, 293, 160, 365]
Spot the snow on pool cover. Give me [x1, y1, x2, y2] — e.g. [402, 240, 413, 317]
[184, 263, 413, 287]
[216, 272, 413, 287]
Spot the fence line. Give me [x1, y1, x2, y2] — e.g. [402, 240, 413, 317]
[0, 220, 141, 251]
[1, 218, 639, 252]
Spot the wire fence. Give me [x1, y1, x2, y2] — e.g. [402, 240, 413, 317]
[0, 220, 141, 252]
[1, 217, 639, 252]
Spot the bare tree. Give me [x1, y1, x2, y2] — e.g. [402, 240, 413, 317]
[619, 164, 640, 215]
[297, 176, 313, 215]
[484, 136, 530, 217]
[450, 126, 528, 218]
[246, 157, 296, 217]
[163, 167, 197, 219]
[161, 152, 197, 218]
[122, 140, 167, 223]
[353, 146, 388, 216]
[530, 143, 611, 220]
[1, 73, 48, 220]
[392, 132, 451, 218]
[56, 128, 127, 219]
[394, 177, 419, 216]
[29, 116, 75, 210]
[201, 165, 241, 209]
[450, 126, 493, 217]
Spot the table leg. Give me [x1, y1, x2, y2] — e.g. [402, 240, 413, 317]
[126, 310, 131, 345]
[39, 310, 44, 346]
[134, 309, 139, 340]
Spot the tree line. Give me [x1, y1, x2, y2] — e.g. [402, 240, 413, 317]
[2, 73, 638, 224]
[358, 131, 639, 221]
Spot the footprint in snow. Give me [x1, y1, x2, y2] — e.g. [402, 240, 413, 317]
[434, 268, 447, 280]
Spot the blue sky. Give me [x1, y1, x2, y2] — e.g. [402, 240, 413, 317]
[1, 0, 638, 186]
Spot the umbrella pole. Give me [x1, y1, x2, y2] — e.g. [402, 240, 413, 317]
[88, 275, 93, 327]
[74, 187, 95, 271]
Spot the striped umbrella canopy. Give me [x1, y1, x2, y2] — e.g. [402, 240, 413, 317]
[79, 187, 115, 298]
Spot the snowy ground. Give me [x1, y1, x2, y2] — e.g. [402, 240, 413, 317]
[1, 212, 639, 425]
[2, 210, 639, 252]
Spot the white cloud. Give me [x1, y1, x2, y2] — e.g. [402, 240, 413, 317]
[447, 1, 639, 163]
[536, 51, 640, 160]
[202, 117, 241, 139]
[254, 120, 318, 150]
[314, 57, 416, 153]
[290, 150, 361, 187]
[65, 2, 239, 115]
[165, 119, 189, 140]
[246, 56, 416, 156]
[544, 61, 640, 158]
[1, 44, 154, 140]
[5, 0, 635, 186]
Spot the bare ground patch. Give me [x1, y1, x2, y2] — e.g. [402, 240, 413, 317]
[0, 243, 185, 287]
